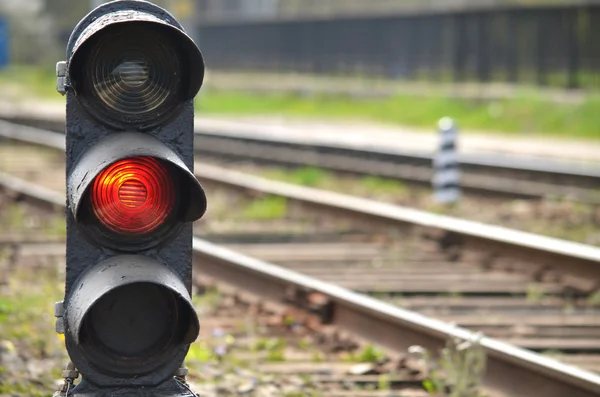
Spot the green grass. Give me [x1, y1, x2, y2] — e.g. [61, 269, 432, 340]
[262, 166, 334, 188]
[0, 265, 66, 396]
[261, 166, 409, 198]
[0, 65, 60, 100]
[196, 89, 600, 139]
[241, 195, 288, 220]
[342, 343, 386, 363]
[359, 176, 407, 196]
[252, 337, 286, 352]
[1, 203, 66, 239]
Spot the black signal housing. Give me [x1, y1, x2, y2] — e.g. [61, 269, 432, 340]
[58, 1, 206, 395]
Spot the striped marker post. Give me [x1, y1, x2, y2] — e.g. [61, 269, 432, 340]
[432, 117, 461, 204]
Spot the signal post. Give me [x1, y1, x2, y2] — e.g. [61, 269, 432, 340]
[54, 1, 206, 396]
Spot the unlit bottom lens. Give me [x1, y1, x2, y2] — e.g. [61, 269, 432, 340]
[87, 283, 173, 357]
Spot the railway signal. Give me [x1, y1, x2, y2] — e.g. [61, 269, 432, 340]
[433, 117, 461, 204]
[54, 1, 206, 395]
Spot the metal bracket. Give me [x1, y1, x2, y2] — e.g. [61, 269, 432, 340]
[54, 300, 65, 334]
[56, 61, 67, 96]
[53, 362, 79, 397]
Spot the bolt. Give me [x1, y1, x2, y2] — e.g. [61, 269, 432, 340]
[174, 367, 189, 377]
[62, 369, 79, 379]
[62, 362, 79, 379]
[56, 61, 67, 95]
[54, 301, 65, 317]
[55, 318, 65, 334]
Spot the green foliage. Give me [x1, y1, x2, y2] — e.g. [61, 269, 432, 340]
[423, 378, 438, 394]
[196, 89, 600, 140]
[0, 66, 59, 99]
[252, 337, 286, 352]
[187, 341, 216, 362]
[1, 202, 65, 239]
[357, 343, 386, 363]
[342, 343, 386, 363]
[252, 337, 287, 362]
[43, 216, 66, 238]
[265, 349, 286, 362]
[526, 284, 546, 303]
[0, 265, 67, 396]
[242, 195, 288, 220]
[288, 167, 329, 187]
[191, 287, 222, 308]
[377, 374, 391, 390]
[311, 351, 324, 362]
[587, 291, 600, 306]
[360, 176, 407, 195]
[423, 336, 488, 397]
[263, 166, 333, 188]
[298, 337, 313, 350]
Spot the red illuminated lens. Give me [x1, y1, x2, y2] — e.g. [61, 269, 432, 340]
[91, 157, 174, 235]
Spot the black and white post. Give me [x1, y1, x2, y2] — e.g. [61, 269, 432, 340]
[433, 117, 461, 204]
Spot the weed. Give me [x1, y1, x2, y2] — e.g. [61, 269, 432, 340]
[370, 291, 391, 301]
[377, 374, 391, 390]
[0, 264, 67, 396]
[422, 334, 487, 397]
[241, 195, 288, 220]
[186, 341, 216, 363]
[5, 204, 26, 231]
[357, 343, 385, 363]
[43, 217, 66, 238]
[283, 314, 296, 326]
[586, 291, 600, 306]
[289, 167, 329, 187]
[360, 176, 407, 195]
[526, 284, 546, 303]
[0, 65, 60, 100]
[265, 349, 286, 362]
[311, 351, 324, 362]
[540, 349, 562, 360]
[192, 288, 222, 308]
[298, 337, 312, 350]
[253, 337, 286, 352]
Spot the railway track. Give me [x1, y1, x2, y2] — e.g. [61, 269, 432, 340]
[1, 125, 600, 396]
[1, 236, 430, 397]
[0, 114, 598, 202]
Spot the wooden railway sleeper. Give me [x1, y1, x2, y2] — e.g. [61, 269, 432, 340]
[284, 285, 334, 325]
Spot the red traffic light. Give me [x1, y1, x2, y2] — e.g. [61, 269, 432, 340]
[91, 156, 175, 235]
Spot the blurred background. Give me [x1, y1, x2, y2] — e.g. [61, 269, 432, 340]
[0, 0, 598, 137]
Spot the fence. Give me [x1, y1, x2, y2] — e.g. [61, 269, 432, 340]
[196, 4, 600, 89]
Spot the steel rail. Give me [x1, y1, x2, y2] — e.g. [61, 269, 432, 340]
[193, 163, 600, 288]
[193, 119, 600, 183]
[193, 134, 599, 202]
[2, 169, 600, 397]
[0, 117, 599, 200]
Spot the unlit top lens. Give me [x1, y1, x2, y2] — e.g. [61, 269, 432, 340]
[79, 24, 185, 128]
